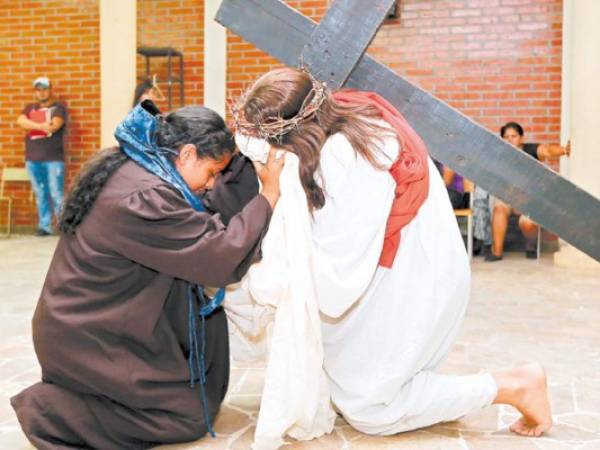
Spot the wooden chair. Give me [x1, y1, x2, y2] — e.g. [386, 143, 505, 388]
[454, 179, 475, 259]
[0, 165, 31, 236]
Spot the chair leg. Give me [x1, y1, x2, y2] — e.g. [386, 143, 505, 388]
[2, 198, 12, 237]
[536, 226, 542, 259]
[467, 215, 473, 259]
[7, 198, 12, 236]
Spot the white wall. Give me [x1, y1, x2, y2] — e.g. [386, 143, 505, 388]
[203, 0, 227, 118]
[100, 0, 137, 148]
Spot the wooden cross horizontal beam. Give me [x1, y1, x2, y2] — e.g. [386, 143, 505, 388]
[216, 0, 600, 262]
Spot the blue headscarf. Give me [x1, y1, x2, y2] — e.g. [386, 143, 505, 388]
[114, 103, 225, 437]
[115, 103, 206, 211]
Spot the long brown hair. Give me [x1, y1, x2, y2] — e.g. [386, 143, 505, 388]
[241, 67, 391, 210]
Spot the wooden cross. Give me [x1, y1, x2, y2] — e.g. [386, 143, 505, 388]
[216, 0, 600, 262]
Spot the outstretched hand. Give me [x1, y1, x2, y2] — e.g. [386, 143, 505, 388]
[254, 147, 285, 209]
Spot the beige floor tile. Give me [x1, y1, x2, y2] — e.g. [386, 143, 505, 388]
[348, 430, 466, 449]
[213, 406, 252, 435]
[1, 237, 599, 450]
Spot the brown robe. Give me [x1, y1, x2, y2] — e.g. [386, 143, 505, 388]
[11, 160, 271, 449]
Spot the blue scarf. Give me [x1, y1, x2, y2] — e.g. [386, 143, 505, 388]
[114, 104, 225, 437]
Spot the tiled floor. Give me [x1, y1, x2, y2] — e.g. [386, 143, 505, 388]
[1, 236, 599, 449]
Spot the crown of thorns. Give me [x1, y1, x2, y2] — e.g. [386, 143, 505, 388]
[231, 69, 327, 140]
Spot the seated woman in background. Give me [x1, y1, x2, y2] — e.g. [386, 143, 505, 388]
[487, 121, 570, 261]
[11, 101, 284, 449]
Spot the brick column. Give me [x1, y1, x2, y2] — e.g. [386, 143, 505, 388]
[100, 1, 136, 148]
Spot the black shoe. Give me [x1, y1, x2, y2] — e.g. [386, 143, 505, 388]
[525, 240, 537, 259]
[485, 253, 503, 262]
[35, 228, 51, 237]
[473, 238, 483, 256]
[525, 250, 537, 259]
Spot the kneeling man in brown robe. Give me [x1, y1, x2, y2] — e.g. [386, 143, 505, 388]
[11, 103, 283, 449]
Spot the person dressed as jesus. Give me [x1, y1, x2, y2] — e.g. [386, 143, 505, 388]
[226, 67, 552, 447]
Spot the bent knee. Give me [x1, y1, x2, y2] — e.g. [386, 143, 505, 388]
[493, 202, 511, 216]
[519, 217, 538, 233]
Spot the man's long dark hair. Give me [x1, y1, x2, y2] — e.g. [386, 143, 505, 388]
[58, 106, 235, 234]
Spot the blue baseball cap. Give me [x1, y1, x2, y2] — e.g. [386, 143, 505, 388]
[32, 77, 51, 89]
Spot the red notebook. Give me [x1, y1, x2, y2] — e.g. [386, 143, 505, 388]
[28, 108, 52, 140]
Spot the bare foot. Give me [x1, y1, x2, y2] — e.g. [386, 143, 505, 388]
[493, 362, 552, 437]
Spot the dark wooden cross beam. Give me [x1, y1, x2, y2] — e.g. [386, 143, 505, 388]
[216, 0, 600, 262]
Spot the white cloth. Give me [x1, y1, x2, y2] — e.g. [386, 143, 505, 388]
[313, 133, 497, 434]
[235, 133, 270, 164]
[226, 138, 336, 450]
[227, 129, 497, 448]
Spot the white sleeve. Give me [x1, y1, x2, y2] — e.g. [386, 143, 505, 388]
[312, 132, 398, 318]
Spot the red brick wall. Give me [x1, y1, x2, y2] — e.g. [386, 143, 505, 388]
[136, 0, 204, 112]
[227, 0, 563, 147]
[372, 0, 563, 144]
[0, 1, 100, 232]
[0, 1, 206, 232]
[0, 0, 563, 233]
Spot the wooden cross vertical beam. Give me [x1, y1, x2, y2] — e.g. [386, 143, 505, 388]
[301, 0, 396, 89]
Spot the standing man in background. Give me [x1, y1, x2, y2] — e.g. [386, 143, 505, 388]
[16, 77, 68, 236]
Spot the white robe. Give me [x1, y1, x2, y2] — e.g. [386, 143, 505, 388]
[226, 128, 498, 448]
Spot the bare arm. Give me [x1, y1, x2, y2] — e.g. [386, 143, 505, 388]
[463, 178, 475, 193]
[16, 114, 43, 132]
[442, 166, 456, 187]
[17, 106, 65, 134]
[253, 147, 284, 209]
[46, 116, 65, 134]
[537, 140, 570, 160]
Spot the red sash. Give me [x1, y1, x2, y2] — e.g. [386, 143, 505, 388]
[333, 90, 429, 268]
